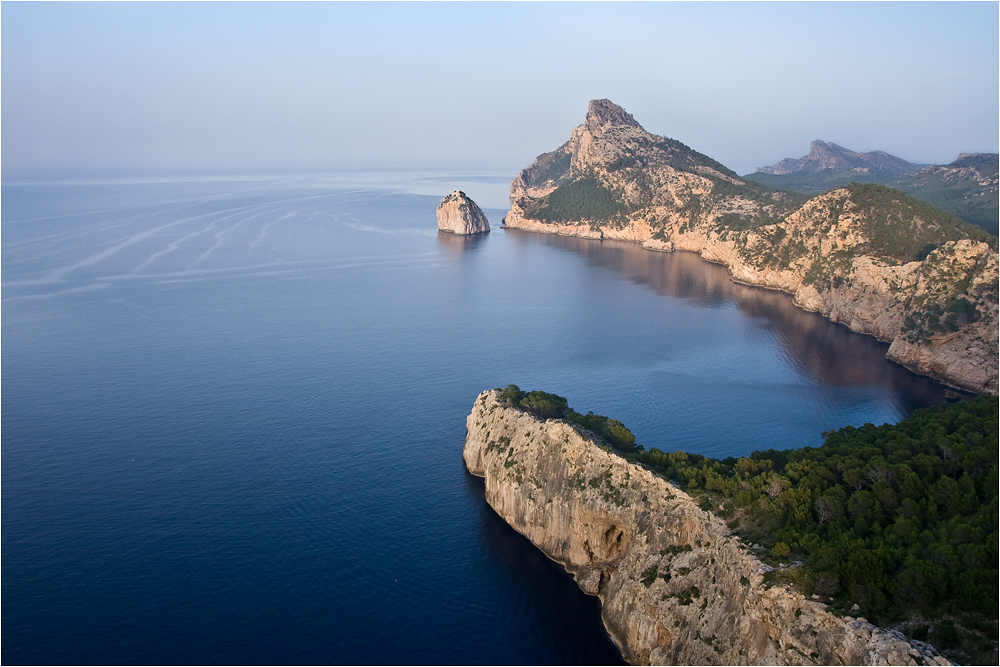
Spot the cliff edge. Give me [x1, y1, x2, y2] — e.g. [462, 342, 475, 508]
[464, 389, 949, 666]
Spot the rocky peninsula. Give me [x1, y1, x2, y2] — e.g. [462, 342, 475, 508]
[502, 100, 998, 395]
[464, 389, 952, 666]
[437, 190, 490, 235]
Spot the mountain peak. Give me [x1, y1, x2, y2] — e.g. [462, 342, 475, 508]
[584, 99, 642, 133]
[758, 141, 923, 176]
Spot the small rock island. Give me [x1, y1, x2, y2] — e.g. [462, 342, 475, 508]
[437, 190, 490, 235]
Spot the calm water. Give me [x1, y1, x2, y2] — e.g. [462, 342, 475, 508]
[2, 174, 953, 665]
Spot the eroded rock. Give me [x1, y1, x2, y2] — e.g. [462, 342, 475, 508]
[437, 190, 490, 235]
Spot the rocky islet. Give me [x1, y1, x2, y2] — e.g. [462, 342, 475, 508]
[437, 190, 490, 235]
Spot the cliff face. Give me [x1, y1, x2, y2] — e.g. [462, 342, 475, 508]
[502, 101, 998, 394]
[464, 389, 948, 666]
[437, 190, 490, 235]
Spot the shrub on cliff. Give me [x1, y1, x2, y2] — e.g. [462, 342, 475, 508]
[519, 391, 569, 419]
[495, 387, 640, 453]
[564, 410, 640, 453]
[496, 385, 569, 420]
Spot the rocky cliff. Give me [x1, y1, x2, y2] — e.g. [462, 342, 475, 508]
[437, 190, 490, 235]
[502, 100, 998, 394]
[464, 389, 951, 666]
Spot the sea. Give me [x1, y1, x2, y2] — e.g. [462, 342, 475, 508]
[1, 172, 956, 665]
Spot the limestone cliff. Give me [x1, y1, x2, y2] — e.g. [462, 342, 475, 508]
[502, 100, 998, 394]
[437, 190, 490, 235]
[464, 389, 951, 666]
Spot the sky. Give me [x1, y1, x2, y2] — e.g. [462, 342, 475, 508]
[2, 2, 998, 178]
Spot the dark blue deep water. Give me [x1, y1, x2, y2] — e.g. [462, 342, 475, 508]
[2, 174, 953, 665]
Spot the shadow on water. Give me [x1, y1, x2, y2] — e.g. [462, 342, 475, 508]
[464, 472, 627, 666]
[504, 230, 962, 411]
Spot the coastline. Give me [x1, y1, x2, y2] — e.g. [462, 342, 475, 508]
[500, 211, 998, 396]
[464, 389, 940, 665]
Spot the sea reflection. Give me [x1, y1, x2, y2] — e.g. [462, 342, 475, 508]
[505, 230, 957, 409]
[437, 230, 490, 253]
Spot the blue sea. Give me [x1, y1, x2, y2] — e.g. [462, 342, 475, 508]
[1, 172, 953, 665]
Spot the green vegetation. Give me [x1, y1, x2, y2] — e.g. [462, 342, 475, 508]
[891, 158, 999, 236]
[521, 176, 630, 223]
[902, 293, 984, 342]
[498, 384, 570, 419]
[673, 585, 701, 606]
[731, 183, 995, 292]
[649, 135, 741, 179]
[635, 395, 998, 663]
[521, 132, 808, 231]
[745, 164, 999, 237]
[845, 183, 996, 261]
[569, 412, 638, 452]
[497, 386, 998, 662]
[744, 169, 886, 196]
[496, 385, 640, 453]
[711, 180, 809, 232]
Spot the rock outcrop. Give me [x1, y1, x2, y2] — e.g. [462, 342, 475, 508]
[437, 190, 490, 235]
[464, 389, 951, 666]
[502, 100, 998, 394]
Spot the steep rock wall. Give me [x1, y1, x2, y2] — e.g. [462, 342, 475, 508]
[464, 389, 949, 666]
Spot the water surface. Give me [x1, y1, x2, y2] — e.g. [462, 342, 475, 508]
[2, 174, 952, 664]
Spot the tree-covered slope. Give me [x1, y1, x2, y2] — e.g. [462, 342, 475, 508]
[639, 395, 999, 665]
[890, 154, 999, 236]
[497, 386, 999, 664]
[743, 153, 999, 236]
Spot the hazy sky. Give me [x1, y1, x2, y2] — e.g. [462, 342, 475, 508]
[3, 2, 998, 178]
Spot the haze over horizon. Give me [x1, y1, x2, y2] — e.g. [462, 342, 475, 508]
[3, 2, 998, 180]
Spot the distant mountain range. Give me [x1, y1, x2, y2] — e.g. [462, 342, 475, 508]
[746, 143, 998, 235]
[755, 140, 926, 177]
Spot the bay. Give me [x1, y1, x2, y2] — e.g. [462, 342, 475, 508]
[1, 173, 952, 665]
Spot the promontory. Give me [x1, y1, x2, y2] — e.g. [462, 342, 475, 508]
[437, 190, 490, 235]
[502, 99, 998, 395]
[464, 388, 972, 666]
